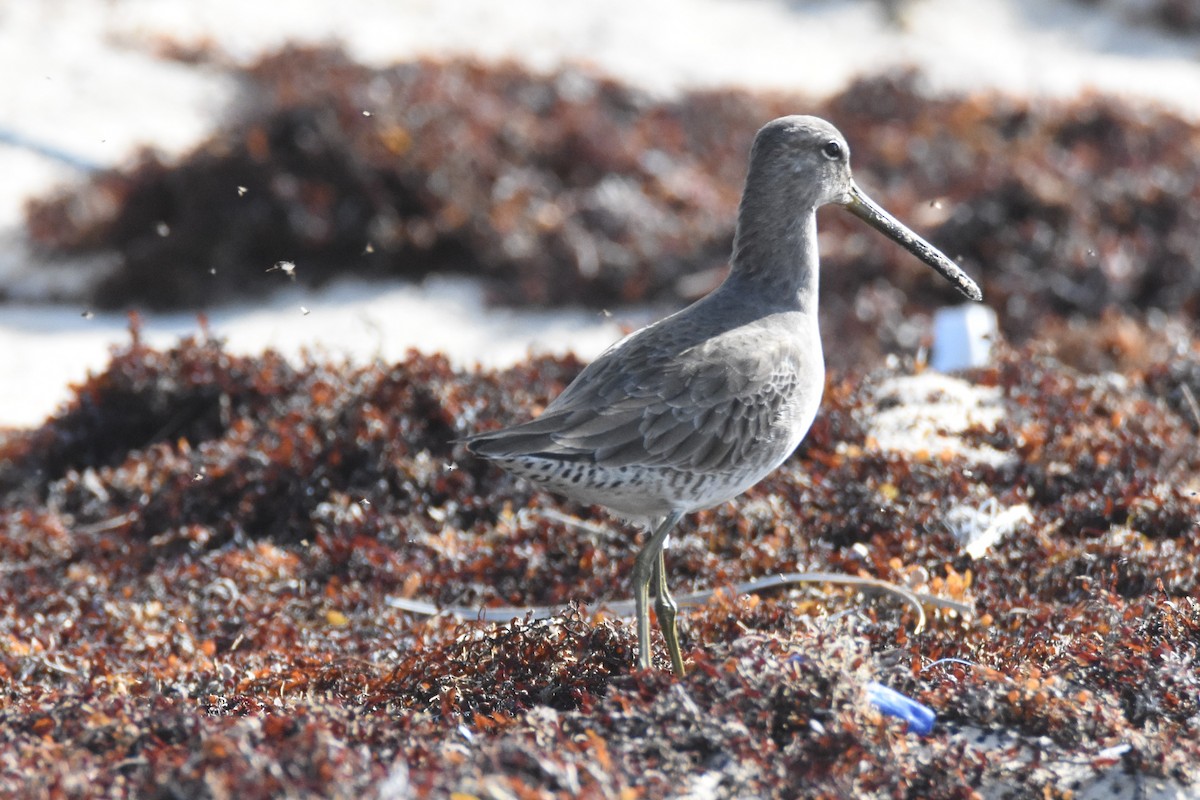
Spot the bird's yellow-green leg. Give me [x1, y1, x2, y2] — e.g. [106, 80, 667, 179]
[629, 511, 683, 672]
[653, 548, 685, 677]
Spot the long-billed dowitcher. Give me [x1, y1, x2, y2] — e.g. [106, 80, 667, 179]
[465, 115, 981, 676]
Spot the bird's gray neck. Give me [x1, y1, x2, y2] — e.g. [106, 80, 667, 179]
[727, 200, 820, 314]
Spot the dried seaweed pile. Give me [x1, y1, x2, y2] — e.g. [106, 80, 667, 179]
[1, 322, 1198, 796]
[25, 49, 750, 311]
[23, 48, 1200, 368]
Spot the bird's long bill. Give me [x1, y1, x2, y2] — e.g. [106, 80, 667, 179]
[845, 182, 982, 302]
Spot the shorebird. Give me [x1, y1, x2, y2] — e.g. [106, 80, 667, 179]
[465, 116, 981, 676]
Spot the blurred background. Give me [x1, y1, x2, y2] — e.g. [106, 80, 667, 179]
[2, 0, 1199, 429]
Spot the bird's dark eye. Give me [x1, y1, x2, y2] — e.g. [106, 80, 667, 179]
[821, 140, 843, 160]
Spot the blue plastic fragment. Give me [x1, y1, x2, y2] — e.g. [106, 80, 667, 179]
[865, 681, 936, 735]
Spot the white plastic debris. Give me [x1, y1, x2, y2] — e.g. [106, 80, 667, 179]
[945, 498, 1033, 559]
[931, 303, 998, 372]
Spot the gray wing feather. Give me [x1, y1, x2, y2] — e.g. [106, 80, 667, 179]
[467, 318, 806, 474]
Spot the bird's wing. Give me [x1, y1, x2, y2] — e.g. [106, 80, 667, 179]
[467, 323, 805, 473]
